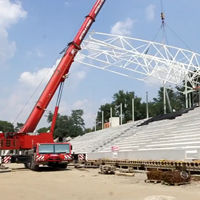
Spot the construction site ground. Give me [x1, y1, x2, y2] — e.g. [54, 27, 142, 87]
[1, 164, 200, 200]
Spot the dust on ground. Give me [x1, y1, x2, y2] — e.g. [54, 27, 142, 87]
[0, 164, 200, 200]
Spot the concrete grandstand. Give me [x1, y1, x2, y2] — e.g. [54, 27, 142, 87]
[71, 106, 200, 161]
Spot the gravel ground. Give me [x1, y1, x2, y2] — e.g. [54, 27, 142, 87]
[0, 164, 200, 200]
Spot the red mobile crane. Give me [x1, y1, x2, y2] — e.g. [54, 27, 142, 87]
[0, 0, 106, 170]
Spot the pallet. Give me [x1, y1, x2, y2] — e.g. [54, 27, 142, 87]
[115, 171, 134, 177]
[161, 181, 190, 186]
[98, 171, 115, 175]
[0, 168, 11, 173]
[145, 179, 161, 184]
[84, 165, 99, 168]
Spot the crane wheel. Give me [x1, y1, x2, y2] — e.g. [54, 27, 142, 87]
[30, 161, 39, 171]
[24, 163, 31, 169]
[58, 163, 68, 169]
[48, 163, 68, 169]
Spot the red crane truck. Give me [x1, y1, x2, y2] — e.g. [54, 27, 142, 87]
[0, 0, 106, 170]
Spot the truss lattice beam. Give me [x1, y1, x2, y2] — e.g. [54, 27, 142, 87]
[76, 32, 200, 89]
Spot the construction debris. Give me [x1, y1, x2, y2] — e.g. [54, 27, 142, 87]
[115, 171, 135, 177]
[162, 171, 190, 185]
[146, 170, 163, 182]
[0, 164, 11, 173]
[146, 170, 190, 186]
[99, 165, 116, 174]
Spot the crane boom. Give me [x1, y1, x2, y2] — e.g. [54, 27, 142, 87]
[20, 0, 106, 133]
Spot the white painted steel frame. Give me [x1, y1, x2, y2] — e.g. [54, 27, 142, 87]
[76, 32, 200, 89]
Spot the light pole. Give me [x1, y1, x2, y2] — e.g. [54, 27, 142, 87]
[110, 107, 112, 119]
[120, 103, 123, 125]
[95, 120, 97, 132]
[132, 98, 135, 122]
[163, 84, 166, 114]
[102, 111, 104, 130]
[146, 92, 149, 119]
[185, 76, 188, 108]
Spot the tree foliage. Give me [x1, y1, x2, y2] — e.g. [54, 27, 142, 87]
[96, 87, 190, 130]
[0, 121, 14, 132]
[47, 109, 85, 138]
[149, 87, 185, 116]
[14, 123, 24, 132]
[37, 127, 49, 133]
[96, 90, 146, 129]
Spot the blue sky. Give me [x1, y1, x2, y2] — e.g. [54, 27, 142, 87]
[0, 0, 200, 129]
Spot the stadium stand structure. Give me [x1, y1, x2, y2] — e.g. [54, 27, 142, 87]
[71, 106, 200, 161]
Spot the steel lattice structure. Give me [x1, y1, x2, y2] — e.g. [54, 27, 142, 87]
[76, 32, 200, 89]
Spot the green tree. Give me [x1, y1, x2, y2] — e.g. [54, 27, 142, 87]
[0, 121, 14, 132]
[112, 90, 146, 122]
[14, 123, 24, 132]
[150, 87, 185, 117]
[37, 127, 50, 133]
[96, 103, 114, 130]
[47, 109, 85, 138]
[70, 109, 85, 137]
[96, 90, 147, 129]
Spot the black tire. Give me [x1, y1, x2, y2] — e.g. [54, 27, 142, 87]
[30, 161, 39, 171]
[28, 156, 39, 171]
[24, 163, 30, 169]
[58, 163, 68, 169]
[48, 163, 67, 169]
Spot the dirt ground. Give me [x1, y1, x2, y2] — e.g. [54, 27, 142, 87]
[0, 164, 200, 200]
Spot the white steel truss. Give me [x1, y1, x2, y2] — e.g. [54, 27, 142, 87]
[76, 32, 200, 90]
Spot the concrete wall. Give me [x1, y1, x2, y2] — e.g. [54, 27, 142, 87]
[87, 148, 200, 161]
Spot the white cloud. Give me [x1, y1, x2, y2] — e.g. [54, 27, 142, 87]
[0, 0, 27, 28]
[19, 58, 87, 88]
[19, 59, 60, 87]
[110, 18, 135, 36]
[2, 51, 93, 128]
[0, 29, 16, 62]
[146, 4, 156, 21]
[0, 0, 27, 63]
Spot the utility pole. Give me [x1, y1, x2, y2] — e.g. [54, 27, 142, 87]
[132, 98, 135, 122]
[110, 107, 112, 119]
[146, 92, 149, 119]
